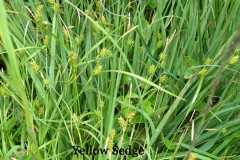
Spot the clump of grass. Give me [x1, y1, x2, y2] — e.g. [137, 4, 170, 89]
[0, 0, 240, 159]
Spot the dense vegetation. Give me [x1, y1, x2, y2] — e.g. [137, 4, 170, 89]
[0, 0, 240, 159]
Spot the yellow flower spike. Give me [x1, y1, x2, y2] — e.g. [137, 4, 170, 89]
[199, 68, 207, 75]
[34, 5, 43, 22]
[63, 27, 69, 43]
[109, 129, 116, 139]
[35, 99, 40, 108]
[30, 61, 40, 73]
[229, 55, 239, 64]
[38, 107, 44, 116]
[99, 48, 112, 58]
[43, 35, 49, 46]
[221, 128, 227, 134]
[159, 52, 167, 61]
[72, 113, 78, 122]
[148, 64, 156, 75]
[161, 61, 166, 67]
[75, 35, 84, 45]
[52, 3, 61, 12]
[95, 0, 101, 9]
[106, 27, 110, 33]
[234, 49, 240, 54]
[93, 65, 103, 75]
[204, 58, 212, 65]
[160, 75, 167, 83]
[0, 86, 6, 97]
[118, 116, 127, 128]
[156, 40, 163, 49]
[95, 110, 101, 117]
[43, 79, 50, 87]
[107, 139, 113, 149]
[127, 112, 135, 122]
[127, 40, 134, 47]
[68, 52, 78, 67]
[121, 17, 127, 23]
[188, 153, 197, 160]
[93, 25, 99, 32]
[48, 0, 55, 4]
[157, 32, 161, 39]
[18, 49, 26, 56]
[101, 16, 107, 24]
[127, 2, 132, 9]
[99, 48, 107, 57]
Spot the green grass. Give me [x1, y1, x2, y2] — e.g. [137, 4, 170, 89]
[0, 0, 240, 159]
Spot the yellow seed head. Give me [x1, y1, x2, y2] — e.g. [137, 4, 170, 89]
[161, 60, 166, 67]
[75, 35, 84, 45]
[69, 52, 78, 67]
[43, 35, 49, 46]
[93, 25, 99, 32]
[109, 129, 116, 139]
[85, 10, 91, 15]
[221, 128, 227, 134]
[107, 139, 113, 149]
[106, 27, 110, 33]
[96, 0, 101, 9]
[38, 107, 44, 116]
[159, 52, 166, 61]
[30, 61, 40, 73]
[148, 64, 156, 75]
[99, 48, 112, 58]
[160, 75, 167, 83]
[127, 112, 135, 122]
[156, 40, 163, 49]
[229, 56, 239, 64]
[95, 110, 101, 117]
[101, 16, 107, 24]
[52, 3, 61, 12]
[35, 99, 40, 108]
[34, 5, 43, 22]
[199, 68, 207, 75]
[118, 116, 127, 128]
[0, 87, 6, 97]
[72, 113, 78, 122]
[93, 65, 103, 75]
[121, 17, 127, 23]
[188, 153, 196, 160]
[43, 79, 50, 88]
[127, 2, 132, 9]
[157, 32, 161, 39]
[127, 40, 134, 47]
[18, 49, 26, 56]
[36, 5, 43, 14]
[234, 49, 240, 54]
[204, 58, 212, 65]
[63, 27, 69, 43]
[48, 0, 55, 4]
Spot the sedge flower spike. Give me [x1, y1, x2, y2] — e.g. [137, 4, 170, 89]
[148, 64, 156, 75]
[199, 68, 207, 75]
[118, 116, 127, 128]
[93, 65, 103, 75]
[229, 56, 238, 64]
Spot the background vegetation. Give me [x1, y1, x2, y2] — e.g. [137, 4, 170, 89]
[0, 0, 240, 159]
